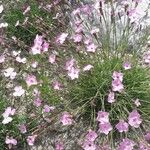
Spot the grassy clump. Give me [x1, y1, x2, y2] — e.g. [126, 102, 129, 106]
[66, 54, 150, 125]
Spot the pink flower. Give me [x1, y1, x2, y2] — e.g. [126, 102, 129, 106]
[134, 99, 141, 107]
[127, 8, 146, 24]
[72, 8, 81, 15]
[67, 67, 80, 80]
[73, 34, 82, 43]
[133, 0, 142, 3]
[33, 34, 43, 46]
[31, 61, 38, 68]
[0, 55, 5, 63]
[75, 26, 83, 33]
[128, 9, 136, 17]
[31, 44, 41, 55]
[119, 138, 135, 150]
[49, 54, 56, 64]
[123, 62, 131, 70]
[5, 137, 17, 149]
[42, 41, 49, 52]
[55, 141, 64, 150]
[81, 5, 92, 15]
[115, 120, 129, 133]
[60, 112, 73, 125]
[107, 91, 115, 103]
[2, 107, 16, 124]
[99, 122, 113, 135]
[13, 86, 25, 97]
[84, 38, 92, 45]
[43, 105, 55, 113]
[4, 67, 17, 79]
[90, 27, 99, 34]
[31, 35, 49, 54]
[26, 75, 38, 87]
[143, 51, 150, 65]
[31, 35, 43, 55]
[18, 124, 27, 134]
[74, 20, 82, 27]
[83, 64, 93, 71]
[94, 1, 101, 10]
[144, 132, 150, 142]
[33, 98, 42, 107]
[86, 43, 97, 52]
[82, 140, 97, 150]
[139, 142, 150, 150]
[85, 130, 98, 142]
[112, 71, 123, 82]
[112, 79, 124, 92]
[56, 33, 68, 44]
[96, 111, 109, 123]
[27, 135, 37, 146]
[128, 110, 142, 128]
[65, 59, 75, 71]
[2, 107, 16, 118]
[52, 81, 62, 90]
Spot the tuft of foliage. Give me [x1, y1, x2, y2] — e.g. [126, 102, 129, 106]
[66, 54, 150, 125]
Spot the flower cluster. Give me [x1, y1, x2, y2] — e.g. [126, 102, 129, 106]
[2, 107, 16, 124]
[119, 138, 135, 150]
[60, 112, 73, 126]
[82, 130, 98, 150]
[31, 35, 49, 55]
[5, 136, 17, 149]
[97, 111, 113, 135]
[65, 59, 80, 80]
[128, 110, 142, 128]
[112, 71, 124, 93]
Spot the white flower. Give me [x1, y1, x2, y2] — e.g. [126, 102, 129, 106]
[56, 33, 68, 44]
[2, 107, 16, 124]
[2, 107, 16, 118]
[90, 27, 100, 34]
[49, 54, 56, 64]
[16, 56, 27, 63]
[15, 20, 20, 27]
[83, 64, 93, 71]
[0, 55, 5, 63]
[31, 61, 38, 68]
[0, 5, 4, 13]
[0, 22, 8, 28]
[12, 51, 21, 56]
[4, 68, 17, 79]
[2, 116, 13, 124]
[13, 86, 25, 97]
